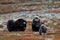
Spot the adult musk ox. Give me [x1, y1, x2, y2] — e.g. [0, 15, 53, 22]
[32, 16, 41, 32]
[7, 20, 15, 32]
[14, 19, 26, 31]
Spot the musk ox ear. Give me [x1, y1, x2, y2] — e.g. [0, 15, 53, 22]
[7, 20, 14, 32]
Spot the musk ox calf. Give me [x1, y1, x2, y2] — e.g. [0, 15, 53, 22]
[39, 24, 47, 35]
[14, 19, 26, 31]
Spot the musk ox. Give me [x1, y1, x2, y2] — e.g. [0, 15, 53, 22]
[14, 19, 26, 31]
[32, 16, 41, 32]
[39, 24, 47, 35]
[7, 19, 26, 32]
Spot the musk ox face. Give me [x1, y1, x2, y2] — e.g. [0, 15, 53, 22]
[7, 19, 26, 32]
